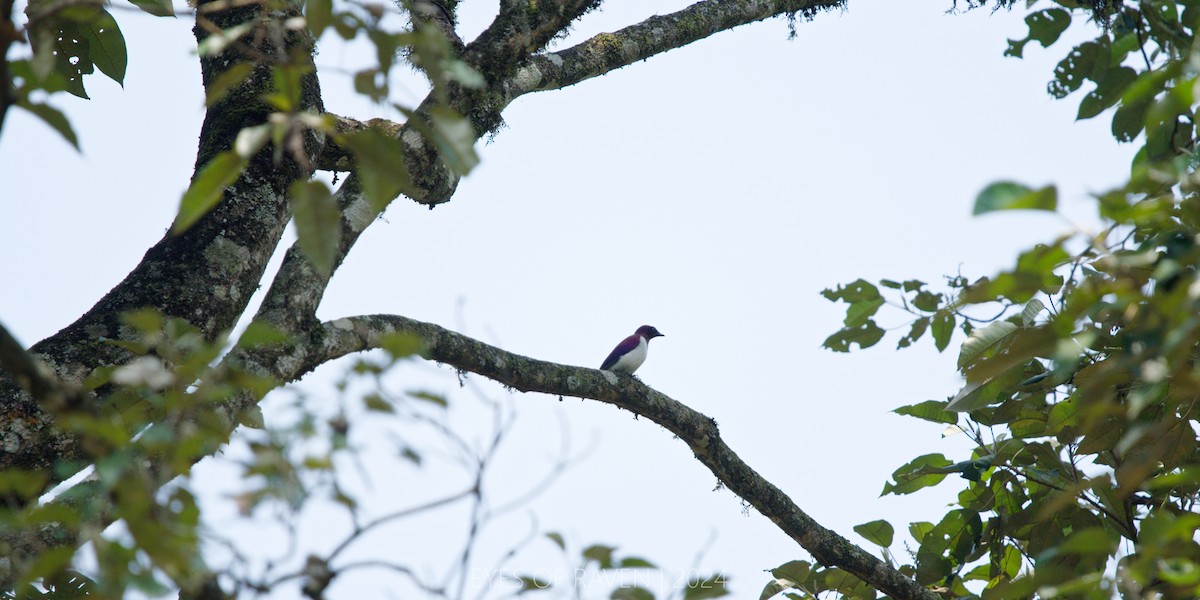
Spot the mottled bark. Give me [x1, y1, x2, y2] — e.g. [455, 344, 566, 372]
[0, 0, 324, 483]
[0, 1, 938, 598]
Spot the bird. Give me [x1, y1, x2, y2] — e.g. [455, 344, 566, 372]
[600, 325, 664, 374]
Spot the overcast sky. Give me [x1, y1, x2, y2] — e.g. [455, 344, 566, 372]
[0, 0, 1136, 597]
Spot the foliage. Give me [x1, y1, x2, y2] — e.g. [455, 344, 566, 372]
[13, 0, 1200, 595]
[793, 0, 1200, 597]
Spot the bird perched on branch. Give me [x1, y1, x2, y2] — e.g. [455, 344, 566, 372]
[600, 325, 664, 374]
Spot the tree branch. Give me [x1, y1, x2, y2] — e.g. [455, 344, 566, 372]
[0, 321, 90, 415]
[318, 314, 940, 600]
[502, 0, 844, 99]
[0, 0, 326, 483]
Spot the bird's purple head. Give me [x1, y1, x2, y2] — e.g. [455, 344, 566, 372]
[636, 325, 664, 340]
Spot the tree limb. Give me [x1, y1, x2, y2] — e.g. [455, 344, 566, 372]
[502, 0, 844, 99]
[317, 314, 940, 600]
[0, 321, 90, 415]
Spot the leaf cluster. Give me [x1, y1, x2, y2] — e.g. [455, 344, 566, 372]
[805, 0, 1200, 596]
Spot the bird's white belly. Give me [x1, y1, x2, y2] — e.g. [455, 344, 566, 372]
[611, 337, 648, 373]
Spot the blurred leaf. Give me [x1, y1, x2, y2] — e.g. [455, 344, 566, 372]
[619, 556, 656, 568]
[958, 321, 1018, 369]
[894, 400, 958, 424]
[237, 321, 291, 349]
[172, 150, 246, 234]
[512, 575, 551, 593]
[822, 320, 885, 352]
[583, 544, 616, 569]
[19, 102, 79, 150]
[1020, 298, 1045, 326]
[897, 316, 929, 349]
[206, 62, 255, 107]
[337, 128, 412, 211]
[128, 0, 174, 17]
[1078, 66, 1137, 120]
[197, 22, 253, 57]
[305, 0, 333, 38]
[407, 390, 447, 408]
[1048, 41, 1103, 98]
[822, 279, 880, 303]
[290, 180, 342, 276]
[428, 106, 479, 174]
[931, 311, 955, 352]
[1026, 9, 1071, 46]
[379, 332, 422, 359]
[682, 574, 729, 599]
[363, 393, 393, 412]
[545, 532, 565, 551]
[612, 586, 655, 600]
[973, 182, 1057, 215]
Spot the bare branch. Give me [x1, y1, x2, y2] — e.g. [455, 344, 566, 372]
[503, 0, 844, 99]
[318, 314, 940, 600]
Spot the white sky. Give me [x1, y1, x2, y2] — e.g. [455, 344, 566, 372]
[0, 0, 1136, 597]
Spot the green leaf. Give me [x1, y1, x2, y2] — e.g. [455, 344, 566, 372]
[1111, 97, 1151, 142]
[853, 519, 894, 547]
[305, 0, 333, 38]
[758, 579, 789, 600]
[1048, 41, 1103, 98]
[1077, 66, 1137, 120]
[172, 150, 246, 234]
[909, 521, 934, 542]
[882, 454, 953, 495]
[957, 321, 1019, 369]
[821, 279, 880, 303]
[197, 22, 253, 57]
[822, 320, 885, 352]
[512, 575, 551, 593]
[237, 321, 291, 348]
[931, 311, 955, 352]
[915, 510, 982, 585]
[1020, 298, 1045, 326]
[407, 390, 447, 407]
[1057, 527, 1119, 555]
[545, 532, 565, 550]
[612, 586, 655, 600]
[444, 59, 486, 89]
[583, 544, 616, 569]
[945, 365, 1025, 412]
[769, 560, 811, 584]
[379, 332, 422, 359]
[128, 0, 174, 17]
[894, 400, 958, 424]
[619, 556, 656, 568]
[78, 8, 127, 85]
[206, 62, 255, 107]
[682, 574, 729, 599]
[897, 316, 929, 349]
[337, 128, 412, 211]
[844, 296, 884, 327]
[290, 180, 342, 276]
[20, 546, 76, 586]
[428, 106, 480, 175]
[1026, 9, 1071, 47]
[19, 102, 79, 150]
[973, 182, 1057, 215]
